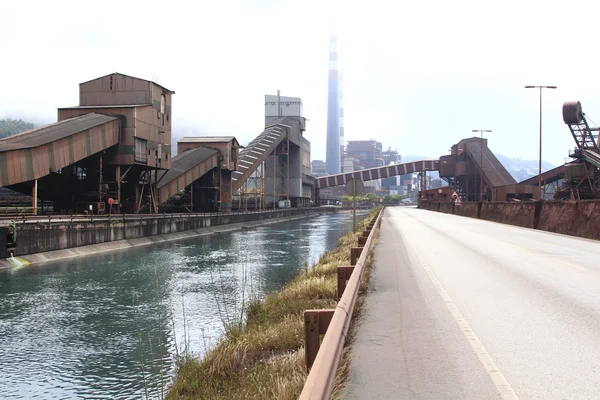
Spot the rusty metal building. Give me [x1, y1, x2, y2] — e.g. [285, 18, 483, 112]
[0, 113, 120, 214]
[0, 73, 174, 214]
[58, 73, 175, 213]
[439, 137, 536, 201]
[157, 137, 240, 212]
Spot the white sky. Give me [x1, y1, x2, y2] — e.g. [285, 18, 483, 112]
[2, 0, 600, 167]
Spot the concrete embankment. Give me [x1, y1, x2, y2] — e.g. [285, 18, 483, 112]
[423, 200, 600, 239]
[0, 209, 327, 268]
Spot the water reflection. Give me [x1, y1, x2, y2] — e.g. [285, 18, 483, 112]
[0, 211, 367, 399]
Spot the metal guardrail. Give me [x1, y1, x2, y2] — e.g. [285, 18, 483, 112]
[300, 206, 383, 400]
[0, 207, 326, 226]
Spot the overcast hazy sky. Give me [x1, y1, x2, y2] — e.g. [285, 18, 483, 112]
[2, 0, 600, 167]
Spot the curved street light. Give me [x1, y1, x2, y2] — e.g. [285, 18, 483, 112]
[525, 85, 557, 200]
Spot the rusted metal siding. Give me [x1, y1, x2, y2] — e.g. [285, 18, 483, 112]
[177, 142, 200, 154]
[0, 120, 119, 187]
[150, 83, 173, 114]
[80, 74, 153, 106]
[58, 107, 139, 165]
[134, 106, 172, 169]
[158, 153, 219, 204]
[439, 155, 456, 177]
[177, 141, 235, 170]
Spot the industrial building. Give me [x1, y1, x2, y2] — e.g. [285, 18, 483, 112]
[345, 140, 384, 170]
[157, 136, 240, 212]
[154, 93, 314, 212]
[260, 94, 313, 208]
[439, 137, 536, 201]
[381, 147, 402, 191]
[0, 113, 121, 214]
[0, 74, 317, 216]
[56, 73, 175, 213]
[0, 73, 174, 214]
[311, 160, 327, 177]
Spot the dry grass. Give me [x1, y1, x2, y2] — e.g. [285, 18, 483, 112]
[167, 207, 382, 400]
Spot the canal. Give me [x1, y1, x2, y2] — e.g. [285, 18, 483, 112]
[0, 211, 366, 399]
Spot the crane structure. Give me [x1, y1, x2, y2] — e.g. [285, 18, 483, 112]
[558, 101, 600, 199]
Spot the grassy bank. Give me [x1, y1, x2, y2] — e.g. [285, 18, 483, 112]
[167, 207, 381, 399]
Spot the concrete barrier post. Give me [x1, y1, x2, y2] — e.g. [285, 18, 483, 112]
[358, 235, 367, 246]
[304, 309, 335, 371]
[351, 247, 363, 266]
[533, 201, 543, 229]
[337, 265, 355, 299]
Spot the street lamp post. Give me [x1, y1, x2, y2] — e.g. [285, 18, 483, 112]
[472, 129, 491, 201]
[525, 85, 557, 200]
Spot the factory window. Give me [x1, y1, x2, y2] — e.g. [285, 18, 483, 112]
[160, 95, 166, 114]
[135, 138, 148, 164]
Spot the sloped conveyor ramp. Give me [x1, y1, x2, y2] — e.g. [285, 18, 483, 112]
[231, 117, 293, 192]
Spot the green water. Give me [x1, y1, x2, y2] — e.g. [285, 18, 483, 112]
[0, 211, 366, 399]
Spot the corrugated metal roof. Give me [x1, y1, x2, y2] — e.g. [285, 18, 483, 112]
[465, 140, 516, 187]
[0, 113, 118, 152]
[158, 146, 218, 188]
[79, 72, 174, 92]
[178, 136, 236, 143]
[519, 164, 565, 186]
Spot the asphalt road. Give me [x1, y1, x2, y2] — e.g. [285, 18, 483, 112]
[344, 206, 600, 400]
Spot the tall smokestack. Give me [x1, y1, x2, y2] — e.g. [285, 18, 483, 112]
[326, 34, 341, 175]
[339, 71, 344, 170]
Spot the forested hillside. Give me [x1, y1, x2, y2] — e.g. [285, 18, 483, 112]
[0, 118, 34, 139]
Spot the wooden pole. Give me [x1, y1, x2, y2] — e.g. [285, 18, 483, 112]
[32, 179, 38, 216]
[353, 179, 356, 233]
[154, 167, 158, 213]
[190, 182, 194, 213]
[99, 152, 103, 204]
[116, 165, 121, 214]
[273, 147, 277, 209]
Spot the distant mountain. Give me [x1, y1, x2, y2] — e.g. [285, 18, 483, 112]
[495, 154, 555, 182]
[401, 155, 437, 162]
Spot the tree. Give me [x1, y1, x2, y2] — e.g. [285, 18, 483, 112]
[384, 194, 400, 204]
[0, 118, 34, 139]
[364, 193, 378, 203]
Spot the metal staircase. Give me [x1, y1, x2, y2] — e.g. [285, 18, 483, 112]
[231, 118, 290, 193]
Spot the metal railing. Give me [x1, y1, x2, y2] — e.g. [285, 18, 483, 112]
[300, 206, 383, 399]
[0, 207, 326, 226]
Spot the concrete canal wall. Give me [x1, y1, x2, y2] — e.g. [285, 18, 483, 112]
[3, 209, 327, 260]
[0, 227, 7, 259]
[425, 200, 600, 240]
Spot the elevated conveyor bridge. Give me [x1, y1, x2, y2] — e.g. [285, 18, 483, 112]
[315, 160, 439, 189]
